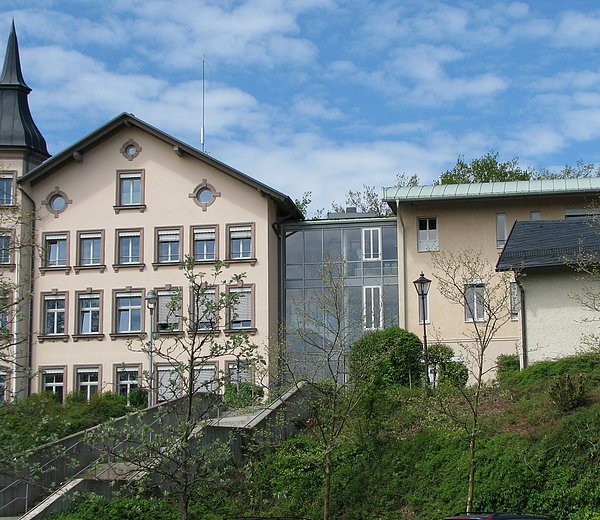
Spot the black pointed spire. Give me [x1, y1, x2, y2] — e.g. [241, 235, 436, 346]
[0, 21, 49, 160]
[0, 20, 30, 90]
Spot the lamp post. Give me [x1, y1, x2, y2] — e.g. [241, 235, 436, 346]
[145, 289, 158, 407]
[413, 272, 431, 394]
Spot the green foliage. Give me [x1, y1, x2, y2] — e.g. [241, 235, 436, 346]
[439, 360, 468, 388]
[223, 382, 264, 409]
[129, 387, 149, 409]
[48, 496, 178, 520]
[349, 326, 423, 388]
[548, 373, 589, 412]
[439, 151, 532, 185]
[496, 354, 520, 381]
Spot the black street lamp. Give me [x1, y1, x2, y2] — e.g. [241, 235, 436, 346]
[145, 289, 158, 407]
[413, 272, 431, 394]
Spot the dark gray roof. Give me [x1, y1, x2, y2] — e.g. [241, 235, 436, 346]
[19, 112, 303, 220]
[496, 218, 600, 271]
[0, 22, 49, 157]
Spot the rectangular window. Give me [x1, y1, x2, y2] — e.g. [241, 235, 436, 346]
[44, 234, 67, 267]
[156, 289, 181, 332]
[191, 287, 218, 331]
[43, 295, 66, 335]
[362, 228, 381, 261]
[510, 282, 521, 321]
[530, 211, 541, 221]
[157, 229, 180, 263]
[0, 175, 13, 205]
[363, 286, 382, 330]
[42, 369, 64, 402]
[418, 293, 429, 325]
[115, 292, 142, 333]
[229, 225, 252, 259]
[157, 366, 180, 402]
[417, 217, 438, 251]
[227, 360, 250, 385]
[229, 287, 253, 329]
[117, 231, 141, 264]
[76, 368, 99, 400]
[464, 283, 486, 322]
[0, 233, 11, 264]
[193, 227, 216, 261]
[496, 213, 507, 248]
[78, 294, 100, 334]
[116, 367, 139, 401]
[0, 370, 6, 404]
[0, 296, 9, 334]
[118, 171, 142, 206]
[78, 232, 102, 266]
[193, 364, 217, 393]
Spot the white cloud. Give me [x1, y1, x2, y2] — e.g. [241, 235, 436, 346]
[555, 11, 600, 48]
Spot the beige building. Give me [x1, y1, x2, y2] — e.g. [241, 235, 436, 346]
[383, 181, 600, 373]
[0, 24, 301, 403]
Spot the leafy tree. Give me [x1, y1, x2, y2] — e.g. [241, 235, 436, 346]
[88, 259, 262, 520]
[432, 248, 513, 513]
[349, 327, 423, 388]
[438, 151, 533, 185]
[331, 172, 420, 216]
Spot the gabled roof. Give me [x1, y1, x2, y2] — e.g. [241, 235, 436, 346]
[0, 21, 49, 157]
[383, 179, 600, 212]
[19, 112, 303, 220]
[496, 218, 600, 271]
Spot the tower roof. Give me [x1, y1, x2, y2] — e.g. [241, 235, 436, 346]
[0, 22, 49, 158]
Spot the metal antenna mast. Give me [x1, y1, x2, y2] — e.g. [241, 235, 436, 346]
[201, 56, 205, 153]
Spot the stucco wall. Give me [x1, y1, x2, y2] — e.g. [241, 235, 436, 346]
[522, 270, 598, 363]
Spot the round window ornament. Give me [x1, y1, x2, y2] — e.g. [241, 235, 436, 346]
[43, 188, 71, 217]
[120, 139, 142, 161]
[190, 180, 220, 211]
[49, 194, 66, 212]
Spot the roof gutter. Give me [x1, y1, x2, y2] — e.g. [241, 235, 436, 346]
[516, 274, 528, 369]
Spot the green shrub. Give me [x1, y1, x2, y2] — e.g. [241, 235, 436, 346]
[349, 326, 423, 388]
[496, 354, 520, 381]
[548, 373, 589, 412]
[224, 382, 264, 409]
[439, 360, 468, 388]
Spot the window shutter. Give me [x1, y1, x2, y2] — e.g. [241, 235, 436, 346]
[232, 288, 251, 321]
[230, 226, 251, 238]
[194, 228, 215, 239]
[464, 286, 474, 321]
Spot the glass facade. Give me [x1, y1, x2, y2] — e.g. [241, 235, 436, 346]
[282, 217, 399, 379]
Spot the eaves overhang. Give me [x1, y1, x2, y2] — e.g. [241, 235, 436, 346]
[18, 112, 303, 220]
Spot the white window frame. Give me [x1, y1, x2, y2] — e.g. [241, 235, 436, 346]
[118, 231, 141, 264]
[363, 285, 383, 330]
[43, 295, 66, 335]
[417, 217, 438, 252]
[78, 294, 100, 334]
[496, 213, 507, 248]
[156, 289, 181, 332]
[0, 174, 13, 205]
[115, 292, 142, 333]
[229, 287, 253, 329]
[510, 281, 520, 321]
[79, 233, 102, 266]
[116, 367, 139, 401]
[0, 233, 10, 264]
[464, 282, 486, 323]
[45, 234, 67, 267]
[193, 364, 217, 393]
[362, 228, 381, 261]
[157, 229, 180, 263]
[229, 226, 252, 259]
[76, 368, 99, 400]
[193, 227, 216, 261]
[42, 369, 64, 400]
[119, 172, 142, 206]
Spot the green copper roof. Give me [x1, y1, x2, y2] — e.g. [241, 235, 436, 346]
[383, 178, 600, 203]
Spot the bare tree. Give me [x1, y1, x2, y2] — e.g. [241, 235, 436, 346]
[283, 258, 372, 520]
[88, 258, 262, 520]
[432, 248, 513, 513]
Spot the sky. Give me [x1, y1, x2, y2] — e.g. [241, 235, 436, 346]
[2, 1, 600, 213]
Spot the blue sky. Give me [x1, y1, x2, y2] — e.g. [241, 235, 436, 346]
[2, 1, 600, 212]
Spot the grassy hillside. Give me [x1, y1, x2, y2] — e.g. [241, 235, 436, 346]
[53, 352, 600, 520]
